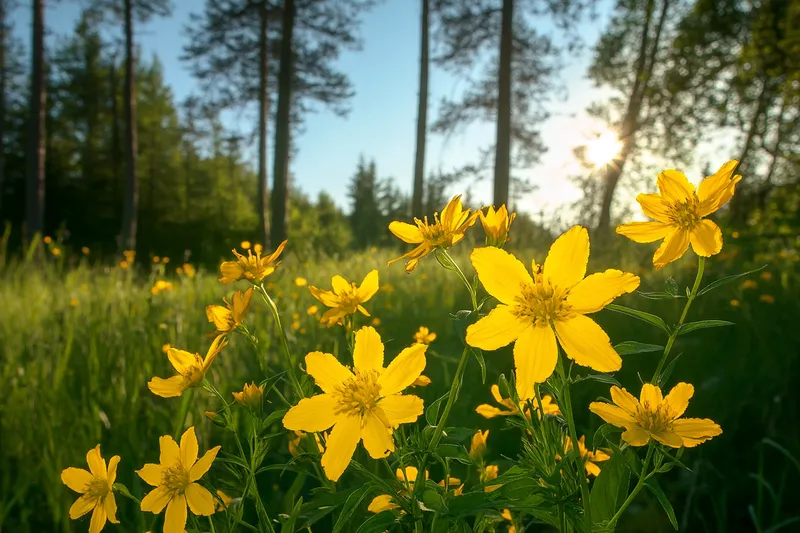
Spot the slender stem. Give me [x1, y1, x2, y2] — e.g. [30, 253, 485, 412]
[257, 284, 304, 398]
[652, 256, 705, 384]
[440, 249, 477, 309]
[609, 443, 654, 527]
[430, 345, 470, 452]
[208, 516, 217, 533]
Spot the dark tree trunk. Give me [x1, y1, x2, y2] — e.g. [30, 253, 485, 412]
[411, 0, 429, 218]
[25, 0, 46, 239]
[109, 51, 121, 201]
[493, 0, 512, 207]
[271, 0, 295, 248]
[257, 0, 270, 246]
[120, 0, 139, 252]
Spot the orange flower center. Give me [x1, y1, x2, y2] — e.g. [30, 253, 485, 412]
[162, 462, 191, 495]
[86, 477, 110, 500]
[668, 198, 701, 229]
[334, 369, 382, 416]
[634, 402, 674, 433]
[513, 274, 572, 326]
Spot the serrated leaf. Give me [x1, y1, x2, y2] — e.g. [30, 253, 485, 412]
[332, 484, 375, 533]
[426, 391, 450, 427]
[676, 320, 734, 335]
[605, 304, 669, 332]
[613, 341, 664, 356]
[645, 478, 678, 530]
[589, 451, 630, 524]
[696, 265, 767, 297]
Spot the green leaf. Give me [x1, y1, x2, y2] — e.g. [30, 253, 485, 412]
[676, 320, 734, 336]
[696, 265, 767, 297]
[355, 510, 399, 533]
[665, 277, 679, 296]
[589, 451, 631, 525]
[472, 349, 487, 384]
[605, 304, 669, 332]
[573, 373, 621, 387]
[762, 438, 800, 475]
[446, 491, 493, 515]
[426, 391, 450, 427]
[613, 341, 664, 356]
[332, 484, 375, 533]
[435, 444, 471, 464]
[421, 487, 448, 513]
[658, 352, 683, 386]
[636, 291, 681, 300]
[297, 488, 356, 529]
[645, 477, 678, 530]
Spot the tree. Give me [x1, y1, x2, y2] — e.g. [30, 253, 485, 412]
[25, 0, 46, 240]
[493, 0, 512, 206]
[348, 156, 381, 248]
[411, 0, 429, 218]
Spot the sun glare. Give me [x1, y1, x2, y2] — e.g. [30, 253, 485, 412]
[586, 131, 623, 167]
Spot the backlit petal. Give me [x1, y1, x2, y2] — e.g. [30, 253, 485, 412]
[653, 228, 690, 269]
[86, 445, 107, 478]
[331, 275, 350, 295]
[651, 430, 684, 448]
[567, 269, 640, 314]
[616, 221, 673, 243]
[167, 348, 198, 375]
[470, 247, 532, 305]
[476, 404, 514, 418]
[672, 418, 722, 440]
[697, 160, 740, 215]
[140, 486, 171, 514]
[379, 394, 423, 426]
[555, 315, 621, 372]
[639, 383, 663, 408]
[160, 435, 180, 466]
[89, 502, 107, 533]
[353, 326, 384, 372]
[164, 495, 188, 533]
[389, 221, 424, 244]
[621, 428, 650, 446]
[305, 351, 354, 393]
[136, 464, 163, 486]
[378, 343, 427, 396]
[466, 305, 530, 350]
[513, 325, 557, 400]
[189, 446, 221, 482]
[308, 286, 339, 307]
[180, 427, 199, 468]
[657, 169, 695, 202]
[357, 270, 380, 302]
[282, 394, 339, 433]
[361, 412, 395, 459]
[665, 383, 694, 418]
[105, 493, 118, 524]
[610, 386, 640, 416]
[61, 468, 93, 493]
[148, 375, 188, 398]
[321, 415, 362, 481]
[107, 456, 120, 486]
[69, 495, 96, 519]
[590, 402, 636, 427]
[636, 193, 671, 222]
[689, 219, 723, 257]
[543, 226, 589, 289]
[185, 483, 215, 516]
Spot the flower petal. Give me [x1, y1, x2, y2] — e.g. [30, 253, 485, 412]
[697, 160, 741, 215]
[86, 445, 107, 478]
[554, 315, 621, 372]
[305, 351, 355, 393]
[140, 486, 171, 514]
[160, 435, 180, 466]
[589, 402, 636, 427]
[167, 348, 199, 375]
[367, 494, 399, 513]
[621, 428, 650, 446]
[636, 193, 671, 222]
[136, 464, 162, 487]
[353, 326, 384, 372]
[107, 455, 120, 486]
[389, 221, 424, 243]
[164, 494, 188, 533]
[543, 225, 589, 289]
[378, 343, 427, 396]
[148, 375, 188, 398]
[61, 467, 93, 493]
[672, 418, 722, 440]
[657, 169, 695, 202]
[379, 394, 423, 427]
[185, 483, 216, 516]
[466, 305, 530, 351]
[180, 427, 199, 469]
[585, 461, 602, 477]
[689, 219, 723, 257]
[651, 430, 684, 448]
[282, 394, 339, 433]
[105, 493, 119, 524]
[665, 383, 694, 418]
[308, 286, 339, 307]
[470, 247, 532, 305]
[69, 495, 96, 519]
[567, 269, 640, 314]
[610, 386, 640, 416]
[361, 412, 395, 459]
[321, 415, 362, 481]
[89, 501, 107, 533]
[357, 270, 380, 302]
[616, 221, 673, 243]
[476, 404, 515, 418]
[331, 275, 351, 295]
[189, 446, 221, 482]
[639, 383, 664, 408]
[653, 228, 690, 269]
[513, 325, 557, 400]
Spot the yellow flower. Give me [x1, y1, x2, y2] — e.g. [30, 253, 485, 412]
[182, 263, 196, 278]
[44, 235, 53, 244]
[123, 250, 136, 263]
[215, 490, 234, 511]
[52, 247, 62, 256]
[732, 231, 740, 239]
[730, 299, 740, 308]
[70, 299, 79, 307]
[412, 375, 431, 387]
[590, 383, 722, 448]
[742, 279, 758, 289]
[307, 305, 319, 315]
[413, 326, 436, 345]
[437, 475, 463, 496]
[219, 241, 287, 285]
[119, 260, 129, 269]
[291, 320, 301, 330]
[371, 317, 381, 326]
[282, 326, 427, 481]
[61, 445, 120, 533]
[388, 194, 479, 272]
[232, 382, 264, 409]
[367, 467, 427, 513]
[480, 205, 516, 247]
[147, 336, 228, 398]
[562, 435, 610, 477]
[295, 277, 308, 287]
[137, 427, 220, 533]
[466, 226, 640, 399]
[81, 246, 90, 255]
[476, 384, 560, 419]
[162, 343, 171, 353]
[288, 430, 326, 457]
[616, 160, 741, 268]
[760, 272, 772, 281]
[759, 294, 775, 304]
[482, 465, 500, 492]
[162, 257, 170, 264]
[240, 240, 251, 250]
[502, 509, 516, 533]
[469, 430, 489, 461]
[153, 256, 161, 263]
[308, 270, 379, 327]
[206, 288, 253, 336]
[151, 280, 174, 295]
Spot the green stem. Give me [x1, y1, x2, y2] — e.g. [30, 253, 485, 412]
[652, 256, 705, 384]
[257, 284, 305, 398]
[430, 345, 470, 452]
[208, 516, 217, 533]
[609, 443, 654, 527]
[440, 249, 477, 309]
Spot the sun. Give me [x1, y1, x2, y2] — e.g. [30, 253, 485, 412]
[585, 131, 623, 167]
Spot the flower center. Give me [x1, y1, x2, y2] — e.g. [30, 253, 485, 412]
[417, 215, 450, 246]
[86, 477, 110, 500]
[334, 369, 382, 417]
[512, 274, 572, 326]
[161, 462, 191, 495]
[634, 402, 674, 433]
[668, 197, 701, 229]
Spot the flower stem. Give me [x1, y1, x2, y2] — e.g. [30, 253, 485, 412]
[439, 249, 477, 310]
[609, 443, 654, 527]
[257, 284, 305, 399]
[429, 345, 470, 451]
[652, 256, 705, 384]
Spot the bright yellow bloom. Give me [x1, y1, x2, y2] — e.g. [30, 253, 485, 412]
[182, 263, 196, 278]
[412, 375, 431, 387]
[219, 240, 287, 285]
[469, 430, 489, 461]
[254, 244, 263, 253]
[282, 326, 427, 481]
[151, 280, 173, 295]
[482, 465, 500, 492]
[153, 256, 161, 263]
[206, 288, 253, 336]
[466, 226, 639, 399]
[162, 257, 170, 264]
[44, 235, 52, 244]
[590, 383, 722, 448]
[367, 467, 427, 513]
[232, 382, 264, 409]
[295, 277, 308, 287]
[61, 445, 120, 533]
[81, 246, 90, 255]
[240, 240, 251, 250]
[148, 336, 228, 398]
[562, 435, 610, 477]
[119, 260, 129, 269]
[137, 427, 220, 533]
[759, 294, 775, 304]
[308, 270, 379, 327]
[502, 509, 516, 533]
[52, 247, 62, 256]
[616, 161, 741, 268]
[413, 326, 436, 345]
[388, 195, 479, 272]
[215, 490, 234, 511]
[307, 305, 319, 315]
[480, 205, 516, 247]
[476, 384, 560, 419]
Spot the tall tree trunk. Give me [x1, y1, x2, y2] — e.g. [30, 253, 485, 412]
[25, 0, 46, 240]
[493, 0, 513, 207]
[411, 0, 429, 218]
[120, 0, 139, 252]
[257, 0, 270, 246]
[271, 0, 295, 248]
[0, 0, 7, 221]
[109, 51, 121, 202]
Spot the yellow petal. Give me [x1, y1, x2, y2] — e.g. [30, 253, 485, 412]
[378, 343, 427, 396]
[367, 494, 399, 513]
[466, 305, 530, 350]
[282, 394, 339, 432]
[160, 435, 180, 466]
[470, 247, 532, 305]
[308, 286, 339, 307]
[140, 486, 171, 514]
[585, 461, 602, 477]
[554, 315, 621, 372]
[653, 228, 690, 269]
[665, 383, 694, 418]
[61, 467, 93, 493]
[490, 384, 505, 404]
[105, 493, 119, 524]
[379, 394, 424, 427]
[657, 169, 695, 202]
[189, 446, 221, 482]
[167, 348, 199, 375]
[357, 270, 380, 302]
[543, 226, 589, 289]
[147, 375, 188, 398]
[651, 430, 684, 448]
[219, 261, 243, 285]
[321, 415, 362, 481]
[697, 160, 740, 215]
[389, 221, 424, 243]
[567, 269, 640, 314]
[69, 495, 96, 519]
[89, 501, 107, 533]
[689, 219, 723, 257]
[672, 418, 722, 440]
[589, 402, 635, 427]
[205, 305, 232, 332]
[476, 404, 514, 418]
[107, 455, 120, 485]
[513, 325, 557, 400]
[185, 483, 215, 516]
[86, 445, 107, 478]
[305, 351, 354, 393]
[621, 428, 650, 446]
[136, 464, 163, 486]
[331, 275, 350, 295]
[639, 383, 664, 408]
[164, 494, 188, 533]
[610, 386, 640, 416]
[615, 221, 673, 243]
[353, 326, 384, 372]
[361, 412, 395, 459]
[636, 193, 671, 222]
[180, 427, 199, 469]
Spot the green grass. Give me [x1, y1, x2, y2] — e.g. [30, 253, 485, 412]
[1, 240, 798, 532]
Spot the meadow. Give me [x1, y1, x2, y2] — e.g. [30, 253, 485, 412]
[1, 226, 799, 533]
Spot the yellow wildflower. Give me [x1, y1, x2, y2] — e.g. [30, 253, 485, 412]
[219, 240, 287, 285]
[476, 384, 560, 419]
[123, 250, 136, 263]
[367, 467, 427, 513]
[162, 343, 171, 353]
[562, 435, 610, 477]
[590, 383, 722, 448]
[412, 375, 431, 387]
[240, 240, 251, 250]
[480, 204, 516, 247]
[759, 294, 775, 304]
[206, 288, 253, 336]
[743, 279, 758, 289]
[730, 299, 740, 308]
[760, 272, 772, 281]
[502, 509, 516, 533]
[232, 382, 264, 409]
[137, 427, 220, 533]
[295, 277, 308, 287]
[616, 160, 741, 268]
[388, 194, 479, 272]
[466, 226, 639, 399]
[308, 270, 379, 327]
[282, 326, 427, 481]
[44, 235, 52, 244]
[413, 326, 436, 345]
[151, 280, 173, 295]
[70, 299, 79, 307]
[147, 336, 228, 398]
[215, 490, 234, 511]
[469, 430, 489, 461]
[182, 263, 196, 278]
[61, 445, 120, 533]
[52, 247, 62, 256]
[153, 256, 161, 263]
[162, 257, 170, 264]
[81, 246, 90, 255]
[482, 465, 500, 492]
[371, 317, 381, 326]
[291, 320, 301, 330]
[119, 261, 129, 269]
[307, 305, 319, 315]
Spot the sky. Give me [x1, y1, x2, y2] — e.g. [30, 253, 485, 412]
[12, 0, 649, 219]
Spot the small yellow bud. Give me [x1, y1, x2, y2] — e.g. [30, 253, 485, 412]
[479, 205, 516, 247]
[470, 430, 489, 461]
[232, 382, 264, 409]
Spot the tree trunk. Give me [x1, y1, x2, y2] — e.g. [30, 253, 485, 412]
[0, 0, 7, 221]
[411, 0, 429, 218]
[109, 51, 121, 202]
[120, 0, 139, 252]
[25, 0, 46, 240]
[729, 79, 768, 224]
[271, 0, 295, 248]
[493, 0, 513, 207]
[257, 0, 270, 246]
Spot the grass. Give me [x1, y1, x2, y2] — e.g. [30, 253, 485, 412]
[0, 238, 798, 532]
